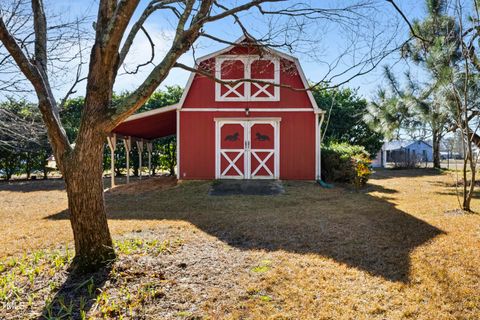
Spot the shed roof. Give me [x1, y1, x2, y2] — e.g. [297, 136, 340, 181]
[112, 104, 177, 140]
[383, 140, 432, 151]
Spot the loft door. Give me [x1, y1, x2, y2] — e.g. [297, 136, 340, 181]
[216, 119, 279, 179]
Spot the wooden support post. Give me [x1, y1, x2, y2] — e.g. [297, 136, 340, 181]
[146, 141, 153, 176]
[383, 149, 387, 168]
[137, 139, 144, 179]
[315, 112, 325, 181]
[124, 137, 131, 184]
[106, 134, 117, 188]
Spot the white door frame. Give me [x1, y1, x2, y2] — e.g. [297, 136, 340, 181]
[215, 118, 280, 179]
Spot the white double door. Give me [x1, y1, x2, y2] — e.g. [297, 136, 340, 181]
[215, 119, 279, 179]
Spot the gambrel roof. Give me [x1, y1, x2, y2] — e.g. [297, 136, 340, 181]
[178, 35, 321, 112]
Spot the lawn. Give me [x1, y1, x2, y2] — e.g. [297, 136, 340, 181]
[1, 169, 479, 319]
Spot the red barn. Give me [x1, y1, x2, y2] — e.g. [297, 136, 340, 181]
[113, 36, 324, 181]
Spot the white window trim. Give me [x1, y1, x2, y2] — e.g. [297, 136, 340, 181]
[215, 55, 280, 102]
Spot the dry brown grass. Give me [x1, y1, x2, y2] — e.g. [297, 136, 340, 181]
[0, 176, 177, 257]
[1, 169, 480, 319]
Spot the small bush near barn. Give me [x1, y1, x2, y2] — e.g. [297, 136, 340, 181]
[321, 142, 372, 186]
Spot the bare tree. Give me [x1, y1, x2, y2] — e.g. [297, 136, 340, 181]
[388, 0, 480, 211]
[0, 99, 45, 151]
[0, 0, 401, 270]
[449, 0, 480, 211]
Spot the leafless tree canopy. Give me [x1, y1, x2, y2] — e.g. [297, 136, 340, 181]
[0, 0, 91, 96]
[0, 1, 403, 100]
[0, 103, 46, 151]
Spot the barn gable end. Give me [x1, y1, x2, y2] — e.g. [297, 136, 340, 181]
[179, 36, 319, 110]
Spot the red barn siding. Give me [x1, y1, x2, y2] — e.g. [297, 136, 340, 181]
[179, 111, 315, 180]
[278, 112, 316, 180]
[179, 112, 216, 180]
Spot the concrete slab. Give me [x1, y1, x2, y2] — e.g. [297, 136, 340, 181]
[208, 180, 284, 196]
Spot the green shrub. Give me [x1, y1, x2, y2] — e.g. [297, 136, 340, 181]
[321, 142, 372, 187]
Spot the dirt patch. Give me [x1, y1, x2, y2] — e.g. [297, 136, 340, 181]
[208, 179, 285, 196]
[444, 208, 474, 216]
[107, 176, 177, 195]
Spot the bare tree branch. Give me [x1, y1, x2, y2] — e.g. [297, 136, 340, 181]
[0, 2, 71, 164]
[386, 0, 430, 44]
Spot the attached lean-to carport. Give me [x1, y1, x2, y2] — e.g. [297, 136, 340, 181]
[107, 103, 178, 187]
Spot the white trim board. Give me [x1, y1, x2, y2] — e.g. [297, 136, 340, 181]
[214, 117, 281, 122]
[182, 108, 314, 112]
[122, 103, 179, 123]
[176, 108, 180, 179]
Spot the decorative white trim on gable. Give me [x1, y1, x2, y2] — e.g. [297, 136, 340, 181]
[215, 55, 280, 102]
[177, 35, 323, 112]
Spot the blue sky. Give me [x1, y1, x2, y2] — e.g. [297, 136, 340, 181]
[4, 0, 428, 101]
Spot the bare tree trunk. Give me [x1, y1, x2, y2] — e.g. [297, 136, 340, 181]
[42, 156, 48, 180]
[462, 153, 468, 210]
[63, 129, 115, 270]
[463, 130, 476, 212]
[432, 130, 441, 169]
[464, 155, 475, 211]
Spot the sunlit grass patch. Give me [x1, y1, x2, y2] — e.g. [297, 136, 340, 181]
[114, 237, 184, 255]
[0, 247, 73, 315]
[176, 310, 193, 317]
[251, 259, 272, 273]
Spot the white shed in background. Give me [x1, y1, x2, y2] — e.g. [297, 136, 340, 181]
[372, 140, 433, 168]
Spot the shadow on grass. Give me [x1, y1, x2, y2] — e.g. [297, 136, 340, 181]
[425, 179, 480, 199]
[371, 167, 444, 180]
[47, 178, 444, 283]
[0, 176, 152, 193]
[0, 178, 66, 192]
[40, 264, 112, 319]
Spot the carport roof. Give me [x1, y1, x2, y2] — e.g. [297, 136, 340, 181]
[112, 103, 178, 140]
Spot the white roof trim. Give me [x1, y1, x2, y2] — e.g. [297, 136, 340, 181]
[195, 35, 297, 64]
[178, 35, 323, 112]
[122, 103, 179, 123]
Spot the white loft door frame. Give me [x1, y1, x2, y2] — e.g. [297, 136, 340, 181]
[215, 118, 280, 180]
